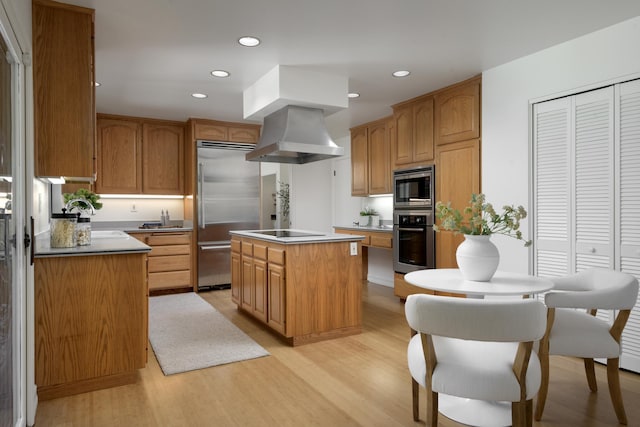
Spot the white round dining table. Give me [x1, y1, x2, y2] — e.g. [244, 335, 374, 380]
[403, 268, 554, 427]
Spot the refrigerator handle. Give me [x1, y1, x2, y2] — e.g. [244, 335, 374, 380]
[198, 162, 205, 229]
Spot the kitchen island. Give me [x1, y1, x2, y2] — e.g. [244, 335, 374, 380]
[34, 231, 151, 400]
[230, 229, 365, 345]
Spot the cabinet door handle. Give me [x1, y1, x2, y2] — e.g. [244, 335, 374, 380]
[398, 227, 425, 232]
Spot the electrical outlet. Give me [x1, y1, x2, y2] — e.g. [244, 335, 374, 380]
[130, 203, 137, 212]
[350, 242, 358, 256]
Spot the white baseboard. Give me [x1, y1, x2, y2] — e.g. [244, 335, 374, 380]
[367, 274, 393, 288]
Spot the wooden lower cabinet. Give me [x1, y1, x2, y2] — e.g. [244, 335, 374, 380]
[129, 231, 193, 292]
[231, 236, 362, 345]
[34, 252, 148, 400]
[333, 228, 392, 282]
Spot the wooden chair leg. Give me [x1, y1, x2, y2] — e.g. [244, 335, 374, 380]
[426, 390, 438, 427]
[512, 400, 525, 427]
[526, 399, 533, 427]
[606, 358, 627, 425]
[534, 350, 550, 421]
[584, 358, 598, 392]
[411, 377, 419, 421]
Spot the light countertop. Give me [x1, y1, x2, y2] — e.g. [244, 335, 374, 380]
[230, 229, 366, 244]
[35, 230, 151, 258]
[333, 224, 393, 233]
[91, 221, 193, 233]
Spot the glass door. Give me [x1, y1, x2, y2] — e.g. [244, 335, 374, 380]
[0, 13, 25, 426]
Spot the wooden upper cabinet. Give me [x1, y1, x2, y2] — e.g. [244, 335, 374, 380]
[95, 118, 142, 194]
[368, 119, 391, 194]
[350, 125, 368, 196]
[435, 77, 480, 145]
[142, 123, 185, 194]
[33, 0, 95, 178]
[192, 118, 260, 143]
[392, 96, 434, 168]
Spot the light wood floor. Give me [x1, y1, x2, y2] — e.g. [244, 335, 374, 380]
[35, 283, 640, 426]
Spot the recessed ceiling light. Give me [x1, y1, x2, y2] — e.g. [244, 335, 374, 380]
[191, 93, 208, 99]
[211, 70, 230, 78]
[238, 36, 261, 47]
[392, 70, 411, 78]
[348, 92, 360, 99]
[94, 81, 101, 87]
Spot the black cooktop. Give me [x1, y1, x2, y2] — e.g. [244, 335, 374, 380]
[254, 230, 324, 238]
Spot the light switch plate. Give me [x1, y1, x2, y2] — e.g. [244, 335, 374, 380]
[350, 242, 358, 256]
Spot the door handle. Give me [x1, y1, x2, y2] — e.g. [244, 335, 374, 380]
[200, 245, 231, 250]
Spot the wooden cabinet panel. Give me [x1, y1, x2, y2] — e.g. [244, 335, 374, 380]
[392, 96, 434, 168]
[413, 97, 434, 162]
[231, 245, 241, 304]
[129, 231, 192, 291]
[435, 78, 480, 145]
[95, 118, 142, 194]
[370, 233, 392, 249]
[148, 270, 191, 290]
[229, 126, 260, 143]
[241, 255, 253, 312]
[350, 126, 368, 196]
[192, 119, 260, 143]
[368, 121, 391, 194]
[33, 0, 95, 178]
[34, 253, 147, 396]
[194, 122, 228, 141]
[267, 263, 286, 334]
[393, 105, 413, 166]
[435, 139, 480, 268]
[253, 259, 268, 322]
[142, 123, 185, 194]
[148, 255, 191, 273]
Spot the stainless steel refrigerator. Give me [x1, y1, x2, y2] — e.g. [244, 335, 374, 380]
[197, 141, 260, 290]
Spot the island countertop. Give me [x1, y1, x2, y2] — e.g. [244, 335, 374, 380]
[230, 229, 366, 244]
[35, 230, 151, 258]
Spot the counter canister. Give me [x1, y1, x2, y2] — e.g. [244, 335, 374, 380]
[50, 209, 78, 248]
[76, 216, 91, 246]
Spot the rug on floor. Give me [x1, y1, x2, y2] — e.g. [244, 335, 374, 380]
[148, 292, 270, 375]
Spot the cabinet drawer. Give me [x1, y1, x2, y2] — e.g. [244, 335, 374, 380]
[148, 255, 191, 273]
[242, 242, 253, 256]
[149, 270, 191, 290]
[370, 233, 392, 249]
[149, 244, 190, 257]
[231, 239, 241, 253]
[268, 247, 285, 265]
[253, 244, 268, 260]
[145, 233, 191, 246]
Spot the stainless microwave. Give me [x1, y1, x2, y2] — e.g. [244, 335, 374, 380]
[393, 165, 434, 209]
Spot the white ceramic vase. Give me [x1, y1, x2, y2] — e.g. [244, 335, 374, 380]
[456, 234, 500, 281]
[360, 215, 371, 227]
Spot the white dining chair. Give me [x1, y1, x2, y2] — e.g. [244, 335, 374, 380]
[405, 293, 547, 427]
[534, 268, 639, 425]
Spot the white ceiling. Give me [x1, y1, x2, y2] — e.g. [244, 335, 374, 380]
[65, 0, 640, 131]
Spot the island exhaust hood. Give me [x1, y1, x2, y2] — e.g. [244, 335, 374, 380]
[243, 66, 348, 164]
[245, 105, 344, 164]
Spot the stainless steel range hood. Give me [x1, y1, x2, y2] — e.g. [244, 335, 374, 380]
[245, 105, 344, 164]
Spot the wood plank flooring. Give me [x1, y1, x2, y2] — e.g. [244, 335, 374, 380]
[34, 283, 640, 426]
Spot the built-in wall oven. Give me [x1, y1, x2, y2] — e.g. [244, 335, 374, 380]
[393, 165, 436, 274]
[393, 210, 435, 273]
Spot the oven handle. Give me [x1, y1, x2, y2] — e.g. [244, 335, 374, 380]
[398, 227, 426, 232]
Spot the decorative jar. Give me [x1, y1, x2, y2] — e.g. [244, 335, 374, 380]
[456, 234, 500, 281]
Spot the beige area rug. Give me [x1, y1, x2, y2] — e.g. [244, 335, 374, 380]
[148, 292, 269, 375]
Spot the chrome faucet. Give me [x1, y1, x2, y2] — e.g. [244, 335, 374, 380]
[65, 198, 96, 215]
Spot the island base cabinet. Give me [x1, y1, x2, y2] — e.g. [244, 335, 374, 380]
[34, 253, 148, 400]
[232, 237, 362, 345]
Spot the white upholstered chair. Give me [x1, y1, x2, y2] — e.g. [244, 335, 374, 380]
[405, 294, 547, 427]
[534, 268, 639, 425]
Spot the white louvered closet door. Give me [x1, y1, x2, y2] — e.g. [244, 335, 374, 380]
[618, 79, 640, 372]
[533, 97, 571, 277]
[574, 87, 615, 270]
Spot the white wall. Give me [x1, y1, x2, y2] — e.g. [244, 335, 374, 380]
[482, 16, 640, 274]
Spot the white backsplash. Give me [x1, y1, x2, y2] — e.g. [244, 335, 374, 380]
[89, 198, 185, 222]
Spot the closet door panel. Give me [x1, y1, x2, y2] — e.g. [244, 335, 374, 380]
[619, 79, 640, 373]
[533, 97, 571, 277]
[573, 87, 614, 269]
